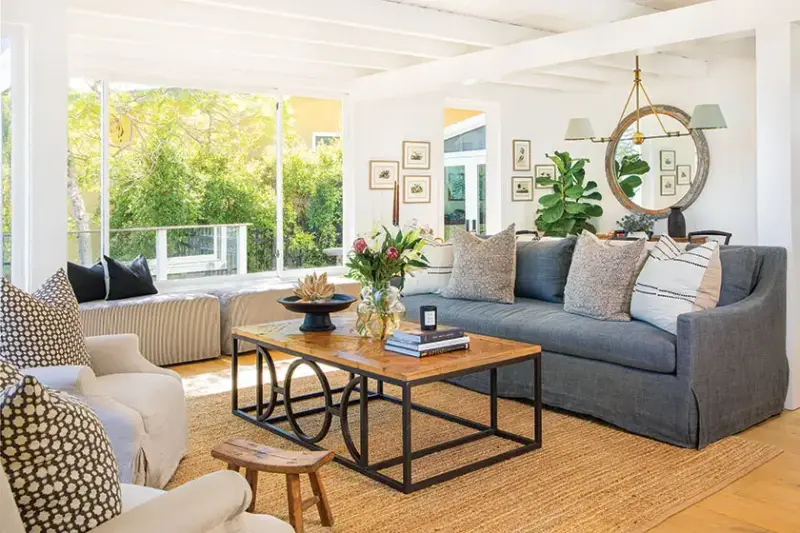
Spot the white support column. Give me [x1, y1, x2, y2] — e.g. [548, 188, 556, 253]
[342, 96, 356, 251]
[237, 225, 248, 275]
[275, 97, 284, 274]
[155, 229, 168, 281]
[22, 0, 69, 290]
[756, 22, 800, 410]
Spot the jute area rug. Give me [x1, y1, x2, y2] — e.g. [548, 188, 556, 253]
[169, 368, 779, 533]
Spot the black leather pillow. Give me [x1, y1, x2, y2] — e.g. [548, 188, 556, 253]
[104, 255, 158, 301]
[514, 237, 577, 303]
[67, 261, 107, 303]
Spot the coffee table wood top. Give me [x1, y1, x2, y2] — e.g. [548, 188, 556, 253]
[233, 314, 541, 384]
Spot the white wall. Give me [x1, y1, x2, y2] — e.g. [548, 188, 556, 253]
[352, 57, 756, 243]
[352, 95, 445, 236]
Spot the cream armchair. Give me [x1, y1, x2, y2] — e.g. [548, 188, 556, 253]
[24, 334, 188, 488]
[0, 468, 294, 533]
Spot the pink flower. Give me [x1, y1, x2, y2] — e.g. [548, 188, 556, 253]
[353, 238, 368, 254]
[386, 247, 399, 261]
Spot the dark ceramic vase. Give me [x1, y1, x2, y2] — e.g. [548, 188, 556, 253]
[667, 206, 686, 238]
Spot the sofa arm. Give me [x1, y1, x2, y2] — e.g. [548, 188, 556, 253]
[91, 471, 254, 533]
[676, 249, 789, 447]
[85, 334, 181, 381]
[23, 365, 99, 396]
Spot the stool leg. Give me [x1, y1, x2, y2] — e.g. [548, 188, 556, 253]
[245, 469, 259, 513]
[227, 463, 239, 472]
[308, 471, 334, 527]
[286, 473, 304, 533]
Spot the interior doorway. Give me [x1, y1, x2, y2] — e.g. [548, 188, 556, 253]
[444, 108, 486, 240]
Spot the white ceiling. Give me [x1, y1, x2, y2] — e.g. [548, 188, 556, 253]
[56, 0, 752, 95]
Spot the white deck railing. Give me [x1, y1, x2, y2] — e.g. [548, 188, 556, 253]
[68, 223, 252, 280]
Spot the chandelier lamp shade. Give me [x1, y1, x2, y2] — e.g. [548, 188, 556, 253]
[564, 56, 727, 145]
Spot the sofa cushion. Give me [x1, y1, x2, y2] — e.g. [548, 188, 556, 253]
[563, 231, 646, 321]
[0, 375, 123, 533]
[403, 294, 677, 374]
[514, 237, 576, 303]
[441, 224, 517, 304]
[718, 247, 759, 306]
[0, 269, 92, 368]
[105, 255, 158, 301]
[67, 261, 108, 303]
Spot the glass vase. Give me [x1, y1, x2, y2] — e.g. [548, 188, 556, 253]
[356, 284, 406, 340]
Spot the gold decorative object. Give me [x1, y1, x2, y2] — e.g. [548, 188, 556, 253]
[294, 273, 335, 302]
[564, 56, 727, 145]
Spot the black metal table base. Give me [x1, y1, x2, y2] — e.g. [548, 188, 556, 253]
[231, 338, 542, 494]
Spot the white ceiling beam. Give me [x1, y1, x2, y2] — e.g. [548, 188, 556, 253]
[69, 13, 425, 71]
[70, 40, 374, 81]
[482, 0, 656, 26]
[69, 0, 479, 59]
[500, 73, 606, 92]
[351, 0, 798, 101]
[594, 52, 708, 77]
[174, 0, 545, 47]
[70, 54, 351, 96]
[539, 63, 639, 84]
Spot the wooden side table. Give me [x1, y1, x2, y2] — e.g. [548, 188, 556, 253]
[212, 437, 335, 533]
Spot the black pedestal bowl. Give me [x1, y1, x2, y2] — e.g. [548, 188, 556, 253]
[277, 294, 357, 332]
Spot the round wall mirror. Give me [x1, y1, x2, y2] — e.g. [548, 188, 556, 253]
[604, 105, 710, 218]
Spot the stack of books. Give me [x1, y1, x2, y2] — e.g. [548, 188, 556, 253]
[385, 325, 470, 358]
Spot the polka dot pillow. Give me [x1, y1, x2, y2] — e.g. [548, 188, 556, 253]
[0, 269, 91, 368]
[0, 360, 22, 391]
[0, 375, 122, 532]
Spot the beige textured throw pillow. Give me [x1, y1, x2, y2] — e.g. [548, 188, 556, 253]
[441, 224, 517, 304]
[563, 231, 646, 321]
[630, 235, 722, 334]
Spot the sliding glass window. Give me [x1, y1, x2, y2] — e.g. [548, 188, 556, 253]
[281, 96, 343, 269]
[67, 83, 343, 281]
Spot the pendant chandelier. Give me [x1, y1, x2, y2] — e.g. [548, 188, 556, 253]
[564, 56, 727, 145]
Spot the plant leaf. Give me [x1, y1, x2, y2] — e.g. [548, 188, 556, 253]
[542, 202, 565, 224]
[565, 185, 585, 199]
[565, 202, 587, 214]
[538, 193, 562, 208]
[583, 191, 603, 201]
[585, 204, 604, 218]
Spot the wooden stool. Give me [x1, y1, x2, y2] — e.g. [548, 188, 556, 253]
[211, 437, 335, 533]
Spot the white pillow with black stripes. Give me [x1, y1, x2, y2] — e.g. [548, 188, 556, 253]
[630, 235, 722, 334]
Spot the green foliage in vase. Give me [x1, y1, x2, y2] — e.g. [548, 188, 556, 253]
[535, 151, 603, 237]
[615, 154, 650, 198]
[617, 213, 656, 235]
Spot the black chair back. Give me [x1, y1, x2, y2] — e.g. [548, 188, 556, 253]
[687, 230, 732, 245]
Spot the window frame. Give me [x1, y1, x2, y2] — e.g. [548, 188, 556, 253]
[81, 81, 348, 288]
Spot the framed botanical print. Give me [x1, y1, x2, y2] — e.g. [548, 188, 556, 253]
[403, 175, 431, 204]
[677, 164, 692, 185]
[660, 175, 676, 196]
[402, 141, 431, 170]
[513, 140, 531, 171]
[511, 176, 534, 202]
[660, 150, 676, 172]
[534, 164, 557, 188]
[369, 160, 399, 190]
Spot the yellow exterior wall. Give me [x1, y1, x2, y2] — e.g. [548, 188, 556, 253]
[444, 108, 483, 127]
[285, 96, 342, 148]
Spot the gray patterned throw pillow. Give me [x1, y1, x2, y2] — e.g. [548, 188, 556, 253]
[441, 224, 517, 304]
[0, 375, 123, 533]
[563, 231, 646, 321]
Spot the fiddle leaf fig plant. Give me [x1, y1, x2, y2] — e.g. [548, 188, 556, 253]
[535, 151, 603, 237]
[615, 154, 650, 198]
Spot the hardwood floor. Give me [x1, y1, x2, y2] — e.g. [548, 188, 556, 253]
[172, 354, 800, 532]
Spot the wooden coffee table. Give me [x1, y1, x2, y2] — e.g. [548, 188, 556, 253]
[231, 314, 542, 494]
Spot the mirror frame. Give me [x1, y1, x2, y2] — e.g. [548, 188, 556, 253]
[604, 104, 710, 218]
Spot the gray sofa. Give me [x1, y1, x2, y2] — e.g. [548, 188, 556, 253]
[404, 244, 789, 448]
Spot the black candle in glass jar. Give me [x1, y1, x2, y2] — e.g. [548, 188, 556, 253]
[420, 305, 437, 331]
